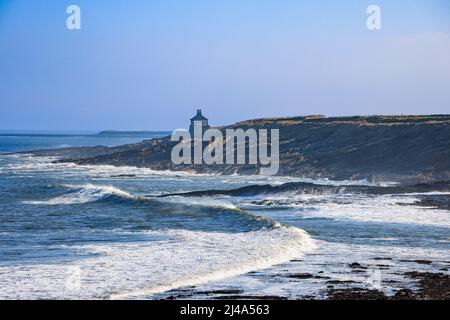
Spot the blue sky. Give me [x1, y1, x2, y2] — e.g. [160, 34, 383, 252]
[0, 0, 449, 130]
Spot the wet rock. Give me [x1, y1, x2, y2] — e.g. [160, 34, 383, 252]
[394, 289, 416, 300]
[251, 200, 275, 206]
[401, 260, 432, 265]
[299, 295, 315, 300]
[287, 273, 330, 280]
[328, 288, 387, 300]
[286, 273, 315, 279]
[410, 195, 450, 210]
[196, 289, 243, 295]
[383, 280, 400, 284]
[406, 272, 450, 300]
[110, 174, 137, 178]
[349, 262, 367, 270]
[326, 280, 355, 285]
[214, 295, 287, 300]
[326, 271, 450, 300]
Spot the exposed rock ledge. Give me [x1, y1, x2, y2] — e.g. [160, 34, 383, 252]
[16, 114, 450, 184]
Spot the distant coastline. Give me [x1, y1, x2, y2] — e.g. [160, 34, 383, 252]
[0, 130, 171, 137]
[98, 130, 171, 135]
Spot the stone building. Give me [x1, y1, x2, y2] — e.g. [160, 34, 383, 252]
[189, 109, 209, 137]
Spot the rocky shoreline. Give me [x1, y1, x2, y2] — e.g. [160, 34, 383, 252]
[162, 259, 450, 301]
[327, 271, 450, 300]
[13, 114, 450, 184]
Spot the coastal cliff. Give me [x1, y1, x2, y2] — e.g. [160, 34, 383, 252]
[43, 114, 450, 183]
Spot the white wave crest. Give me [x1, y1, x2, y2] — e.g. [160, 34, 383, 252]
[23, 184, 132, 205]
[159, 196, 238, 210]
[110, 227, 315, 299]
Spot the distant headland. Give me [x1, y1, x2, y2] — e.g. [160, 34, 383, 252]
[98, 130, 171, 135]
[18, 114, 450, 184]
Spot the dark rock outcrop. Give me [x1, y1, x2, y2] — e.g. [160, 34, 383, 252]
[23, 114, 450, 183]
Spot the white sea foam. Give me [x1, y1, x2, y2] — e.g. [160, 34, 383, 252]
[3, 154, 397, 187]
[0, 226, 315, 300]
[23, 184, 132, 205]
[287, 194, 450, 228]
[240, 191, 450, 228]
[159, 196, 239, 210]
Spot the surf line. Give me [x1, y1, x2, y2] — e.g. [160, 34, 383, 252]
[108, 227, 315, 300]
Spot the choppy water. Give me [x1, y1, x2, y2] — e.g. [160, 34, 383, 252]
[0, 134, 449, 299]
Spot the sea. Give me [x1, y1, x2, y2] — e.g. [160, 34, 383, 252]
[0, 132, 449, 299]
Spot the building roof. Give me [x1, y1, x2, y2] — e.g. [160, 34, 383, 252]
[190, 109, 208, 121]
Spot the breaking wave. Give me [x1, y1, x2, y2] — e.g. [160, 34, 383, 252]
[23, 184, 132, 205]
[158, 181, 450, 198]
[108, 226, 314, 299]
[0, 226, 315, 299]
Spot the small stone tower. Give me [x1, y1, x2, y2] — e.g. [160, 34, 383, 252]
[189, 109, 209, 137]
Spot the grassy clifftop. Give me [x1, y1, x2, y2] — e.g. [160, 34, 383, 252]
[234, 114, 450, 128]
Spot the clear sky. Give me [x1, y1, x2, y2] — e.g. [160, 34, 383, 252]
[0, 0, 449, 130]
